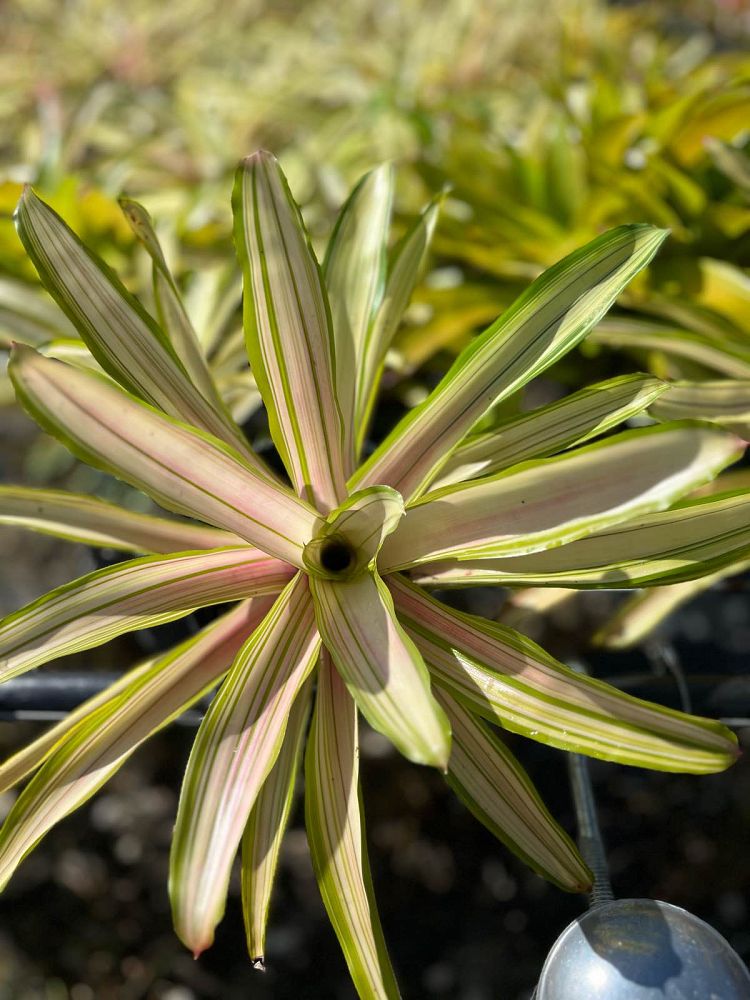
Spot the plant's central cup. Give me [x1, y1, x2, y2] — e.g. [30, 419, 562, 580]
[302, 530, 364, 582]
[319, 538, 355, 574]
[301, 485, 404, 583]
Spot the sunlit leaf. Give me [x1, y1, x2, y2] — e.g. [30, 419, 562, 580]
[119, 197, 221, 403]
[650, 380, 750, 435]
[15, 188, 261, 466]
[0, 600, 271, 891]
[10, 348, 319, 566]
[241, 680, 312, 965]
[310, 569, 450, 769]
[382, 424, 743, 569]
[323, 164, 393, 467]
[0, 486, 240, 552]
[353, 225, 667, 501]
[392, 577, 737, 773]
[355, 195, 441, 454]
[170, 575, 320, 955]
[437, 688, 591, 892]
[0, 546, 293, 682]
[305, 654, 400, 999]
[412, 490, 750, 589]
[233, 151, 347, 509]
[433, 374, 667, 488]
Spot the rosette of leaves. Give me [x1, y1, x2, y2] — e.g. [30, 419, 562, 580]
[0, 152, 748, 997]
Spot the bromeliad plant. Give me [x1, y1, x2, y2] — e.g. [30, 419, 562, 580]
[1, 152, 748, 997]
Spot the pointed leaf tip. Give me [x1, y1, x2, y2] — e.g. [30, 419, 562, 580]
[13, 185, 30, 221]
[251, 958, 266, 972]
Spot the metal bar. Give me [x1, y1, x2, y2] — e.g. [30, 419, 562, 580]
[0, 672, 207, 726]
[567, 750, 614, 907]
[566, 660, 614, 908]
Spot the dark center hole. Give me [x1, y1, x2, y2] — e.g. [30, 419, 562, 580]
[319, 539, 354, 574]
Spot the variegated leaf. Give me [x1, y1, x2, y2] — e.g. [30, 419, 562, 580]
[310, 570, 450, 768]
[305, 653, 400, 999]
[595, 558, 750, 649]
[170, 574, 320, 955]
[119, 197, 221, 403]
[353, 225, 668, 501]
[412, 491, 750, 589]
[436, 689, 591, 892]
[241, 680, 312, 965]
[10, 348, 319, 566]
[323, 165, 393, 468]
[591, 317, 750, 379]
[355, 195, 441, 455]
[391, 577, 737, 773]
[0, 546, 293, 681]
[0, 600, 271, 891]
[650, 380, 750, 434]
[0, 486, 241, 553]
[15, 188, 261, 467]
[233, 151, 346, 510]
[0, 657, 153, 795]
[380, 424, 743, 569]
[433, 374, 668, 488]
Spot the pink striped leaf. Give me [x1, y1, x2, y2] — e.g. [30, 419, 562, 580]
[119, 197, 224, 405]
[432, 373, 668, 489]
[412, 490, 750, 589]
[241, 679, 312, 965]
[352, 224, 667, 501]
[9, 347, 319, 566]
[310, 569, 450, 768]
[15, 187, 263, 468]
[0, 546, 294, 682]
[233, 151, 347, 510]
[169, 574, 320, 955]
[354, 192, 441, 457]
[437, 689, 591, 892]
[380, 424, 744, 570]
[0, 486, 241, 553]
[305, 654, 400, 999]
[0, 658, 154, 795]
[0, 600, 271, 891]
[391, 577, 737, 774]
[323, 164, 394, 468]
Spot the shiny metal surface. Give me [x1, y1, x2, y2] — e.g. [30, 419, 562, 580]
[536, 898, 750, 1000]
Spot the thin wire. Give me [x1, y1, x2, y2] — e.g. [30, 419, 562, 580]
[644, 640, 692, 714]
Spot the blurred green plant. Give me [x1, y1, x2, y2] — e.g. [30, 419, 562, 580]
[0, 154, 748, 996]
